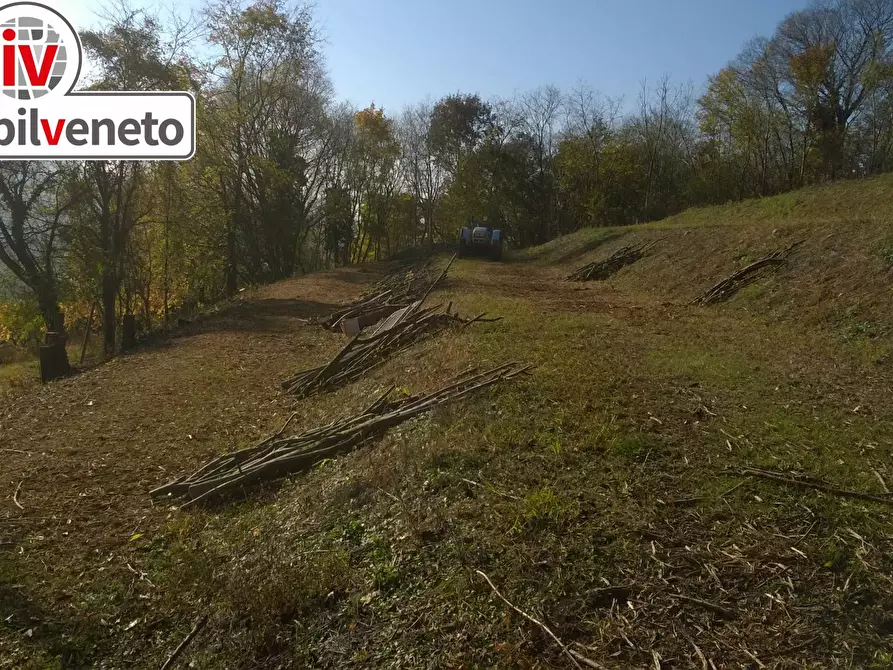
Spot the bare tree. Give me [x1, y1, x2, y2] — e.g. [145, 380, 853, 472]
[520, 85, 563, 242]
[397, 100, 447, 246]
[0, 163, 73, 335]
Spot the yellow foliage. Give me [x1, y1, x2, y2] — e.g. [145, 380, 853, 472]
[0, 304, 10, 342]
[790, 43, 836, 97]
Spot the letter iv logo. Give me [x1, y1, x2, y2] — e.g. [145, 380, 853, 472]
[1, 3, 79, 100]
[0, 2, 194, 160]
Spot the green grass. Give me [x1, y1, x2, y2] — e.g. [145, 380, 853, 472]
[5, 176, 893, 668]
[0, 358, 38, 390]
[153, 257, 891, 667]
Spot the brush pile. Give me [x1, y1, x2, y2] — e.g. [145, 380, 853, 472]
[151, 363, 532, 507]
[695, 242, 803, 306]
[567, 241, 657, 282]
[283, 302, 499, 398]
[320, 256, 453, 333]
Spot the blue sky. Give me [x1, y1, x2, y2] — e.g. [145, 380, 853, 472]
[54, 0, 806, 113]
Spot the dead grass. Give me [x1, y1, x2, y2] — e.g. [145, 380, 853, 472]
[2, 180, 893, 667]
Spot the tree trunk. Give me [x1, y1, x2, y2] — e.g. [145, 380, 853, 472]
[122, 314, 136, 352]
[36, 282, 64, 334]
[102, 269, 116, 355]
[79, 302, 96, 365]
[163, 164, 172, 329]
[225, 227, 238, 297]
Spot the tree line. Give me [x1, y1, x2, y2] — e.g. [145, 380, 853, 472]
[1, 0, 891, 361]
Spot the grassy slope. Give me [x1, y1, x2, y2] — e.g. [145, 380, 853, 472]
[521, 174, 893, 346]
[2, 178, 893, 668]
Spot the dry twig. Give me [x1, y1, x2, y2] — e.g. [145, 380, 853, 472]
[283, 256, 492, 399]
[476, 569, 586, 669]
[722, 467, 893, 506]
[160, 615, 207, 670]
[570, 649, 609, 669]
[568, 241, 659, 282]
[319, 255, 455, 332]
[870, 467, 889, 494]
[669, 592, 735, 619]
[12, 480, 23, 510]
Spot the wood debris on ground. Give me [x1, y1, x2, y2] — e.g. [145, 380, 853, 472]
[320, 255, 454, 334]
[284, 254, 500, 398]
[282, 302, 499, 398]
[567, 241, 658, 282]
[151, 363, 532, 507]
[694, 242, 803, 306]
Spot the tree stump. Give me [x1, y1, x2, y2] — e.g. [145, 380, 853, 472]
[39, 332, 70, 383]
[122, 314, 137, 351]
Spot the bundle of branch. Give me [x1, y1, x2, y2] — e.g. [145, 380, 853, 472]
[283, 301, 500, 398]
[366, 258, 435, 299]
[567, 240, 658, 282]
[694, 241, 803, 306]
[151, 363, 533, 507]
[320, 256, 455, 332]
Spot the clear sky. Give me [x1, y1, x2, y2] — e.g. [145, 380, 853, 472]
[53, 0, 807, 113]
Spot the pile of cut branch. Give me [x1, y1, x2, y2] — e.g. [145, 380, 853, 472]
[567, 241, 658, 282]
[320, 256, 454, 333]
[151, 363, 532, 507]
[283, 301, 500, 398]
[694, 242, 803, 306]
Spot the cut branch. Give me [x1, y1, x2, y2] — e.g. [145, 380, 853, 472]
[476, 569, 585, 670]
[568, 240, 659, 282]
[721, 467, 893, 506]
[152, 364, 533, 507]
[694, 242, 803, 306]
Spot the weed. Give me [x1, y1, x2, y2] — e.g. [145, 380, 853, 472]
[610, 431, 651, 459]
[823, 542, 854, 574]
[519, 486, 580, 530]
[368, 542, 400, 590]
[881, 242, 893, 267]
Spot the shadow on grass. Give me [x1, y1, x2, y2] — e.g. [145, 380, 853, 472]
[511, 231, 627, 265]
[158, 297, 340, 341]
[0, 572, 99, 667]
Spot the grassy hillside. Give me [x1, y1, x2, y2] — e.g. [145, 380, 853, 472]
[521, 174, 893, 350]
[2, 180, 893, 668]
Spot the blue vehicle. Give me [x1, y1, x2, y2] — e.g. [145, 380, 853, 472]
[458, 222, 504, 261]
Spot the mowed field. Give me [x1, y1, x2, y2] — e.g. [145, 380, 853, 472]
[2, 175, 893, 668]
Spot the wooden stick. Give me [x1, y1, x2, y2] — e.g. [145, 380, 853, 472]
[870, 467, 889, 494]
[163, 364, 531, 505]
[476, 569, 583, 670]
[160, 615, 207, 670]
[722, 468, 893, 506]
[669, 593, 735, 619]
[408, 254, 457, 318]
[12, 480, 23, 510]
[570, 649, 609, 669]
